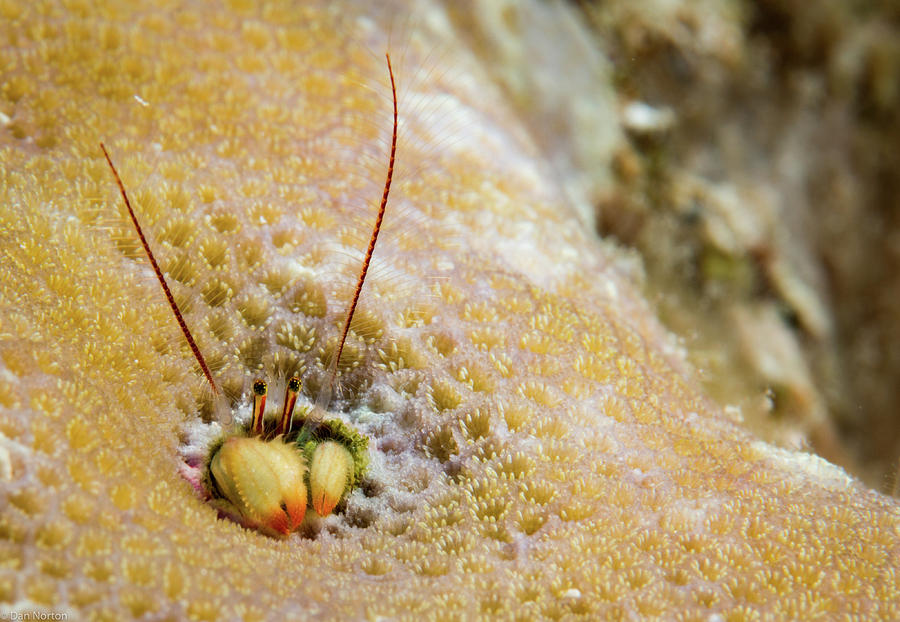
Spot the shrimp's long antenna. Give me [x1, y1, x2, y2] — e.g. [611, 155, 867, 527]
[100, 143, 220, 396]
[317, 52, 397, 411]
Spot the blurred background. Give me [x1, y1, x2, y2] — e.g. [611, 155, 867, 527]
[442, 0, 900, 490]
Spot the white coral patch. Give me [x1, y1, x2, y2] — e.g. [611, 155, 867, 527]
[754, 440, 855, 489]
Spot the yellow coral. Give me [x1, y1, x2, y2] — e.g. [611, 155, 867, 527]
[1, 1, 899, 620]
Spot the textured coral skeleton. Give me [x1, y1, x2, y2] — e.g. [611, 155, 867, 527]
[1, 1, 899, 620]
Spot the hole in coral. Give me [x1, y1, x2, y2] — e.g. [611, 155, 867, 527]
[376, 337, 426, 372]
[198, 235, 229, 269]
[459, 408, 492, 442]
[297, 520, 322, 539]
[155, 216, 195, 248]
[427, 331, 457, 356]
[428, 379, 462, 412]
[361, 559, 391, 576]
[205, 309, 236, 343]
[345, 505, 377, 529]
[201, 278, 233, 307]
[236, 292, 271, 329]
[360, 477, 383, 497]
[261, 265, 293, 296]
[209, 211, 239, 234]
[424, 426, 458, 463]
[287, 278, 326, 317]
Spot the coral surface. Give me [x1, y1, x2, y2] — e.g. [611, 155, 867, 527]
[1, 1, 899, 620]
[455, 0, 900, 485]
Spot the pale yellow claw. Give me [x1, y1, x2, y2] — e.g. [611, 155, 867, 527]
[210, 437, 308, 535]
[309, 441, 354, 517]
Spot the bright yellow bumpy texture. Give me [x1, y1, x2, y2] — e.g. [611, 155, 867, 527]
[1, 1, 899, 620]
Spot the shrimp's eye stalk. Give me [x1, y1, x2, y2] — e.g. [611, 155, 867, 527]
[210, 437, 308, 536]
[250, 379, 267, 436]
[278, 375, 301, 436]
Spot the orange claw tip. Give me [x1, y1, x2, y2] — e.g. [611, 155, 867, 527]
[284, 496, 307, 531]
[265, 439, 308, 530]
[309, 441, 354, 517]
[313, 492, 340, 517]
[262, 510, 292, 536]
[312, 491, 336, 518]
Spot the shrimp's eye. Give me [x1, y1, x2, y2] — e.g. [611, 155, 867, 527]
[209, 436, 307, 536]
[251, 379, 268, 436]
[278, 375, 302, 436]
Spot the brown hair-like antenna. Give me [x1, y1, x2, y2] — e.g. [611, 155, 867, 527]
[317, 52, 398, 411]
[100, 143, 220, 396]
